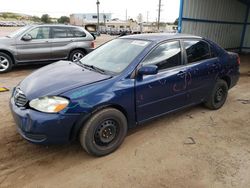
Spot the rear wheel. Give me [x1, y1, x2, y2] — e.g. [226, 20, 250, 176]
[0, 52, 13, 73]
[69, 50, 86, 62]
[204, 79, 228, 110]
[79, 108, 127, 157]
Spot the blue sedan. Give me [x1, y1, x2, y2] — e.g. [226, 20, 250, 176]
[10, 33, 240, 156]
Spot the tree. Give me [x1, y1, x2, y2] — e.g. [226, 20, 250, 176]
[41, 14, 51, 23]
[31, 16, 41, 22]
[2, 13, 9, 19]
[57, 16, 70, 24]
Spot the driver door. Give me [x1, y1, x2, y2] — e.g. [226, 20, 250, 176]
[135, 40, 189, 122]
[16, 26, 52, 62]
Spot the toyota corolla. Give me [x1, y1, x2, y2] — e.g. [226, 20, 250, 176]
[10, 34, 240, 156]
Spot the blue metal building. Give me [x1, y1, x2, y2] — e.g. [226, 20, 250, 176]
[178, 0, 250, 52]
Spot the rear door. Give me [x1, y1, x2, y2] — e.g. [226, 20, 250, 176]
[135, 40, 189, 122]
[50, 26, 76, 60]
[16, 26, 52, 62]
[183, 39, 220, 104]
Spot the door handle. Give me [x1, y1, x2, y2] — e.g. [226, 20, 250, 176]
[177, 71, 186, 77]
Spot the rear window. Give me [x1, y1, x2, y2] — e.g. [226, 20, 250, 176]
[184, 40, 212, 63]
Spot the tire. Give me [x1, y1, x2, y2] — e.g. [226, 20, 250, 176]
[204, 79, 228, 110]
[0, 52, 13, 73]
[69, 50, 86, 62]
[79, 108, 127, 157]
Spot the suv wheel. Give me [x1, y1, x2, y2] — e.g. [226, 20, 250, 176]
[0, 52, 13, 73]
[69, 50, 86, 62]
[79, 108, 127, 157]
[204, 79, 228, 110]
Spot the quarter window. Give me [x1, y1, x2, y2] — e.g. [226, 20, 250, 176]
[142, 41, 182, 70]
[27, 27, 50, 39]
[184, 40, 211, 63]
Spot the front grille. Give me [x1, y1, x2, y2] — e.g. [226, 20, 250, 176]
[14, 88, 28, 107]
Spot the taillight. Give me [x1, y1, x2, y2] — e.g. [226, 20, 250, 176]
[91, 41, 95, 48]
[237, 55, 240, 65]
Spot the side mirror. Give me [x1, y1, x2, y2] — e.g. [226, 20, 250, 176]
[138, 65, 158, 75]
[22, 34, 32, 41]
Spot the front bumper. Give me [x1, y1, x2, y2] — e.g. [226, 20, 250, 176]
[10, 97, 83, 145]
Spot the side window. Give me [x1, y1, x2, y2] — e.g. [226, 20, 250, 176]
[70, 28, 86, 37]
[52, 27, 68, 38]
[184, 40, 211, 63]
[142, 41, 182, 70]
[27, 27, 50, 39]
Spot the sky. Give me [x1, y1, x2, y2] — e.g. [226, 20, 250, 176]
[1, 0, 180, 22]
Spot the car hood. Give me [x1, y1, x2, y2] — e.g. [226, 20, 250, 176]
[19, 61, 112, 99]
[0, 37, 14, 45]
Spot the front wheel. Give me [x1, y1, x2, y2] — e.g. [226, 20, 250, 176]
[0, 52, 13, 73]
[204, 79, 228, 110]
[79, 108, 127, 156]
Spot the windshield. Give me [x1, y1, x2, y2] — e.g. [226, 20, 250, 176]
[7, 25, 31, 38]
[79, 38, 150, 74]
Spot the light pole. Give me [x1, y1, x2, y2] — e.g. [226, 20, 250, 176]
[96, 0, 100, 32]
[157, 0, 162, 30]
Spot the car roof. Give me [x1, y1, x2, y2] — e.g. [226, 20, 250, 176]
[28, 24, 82, 28]
[121, 33, 202, 43]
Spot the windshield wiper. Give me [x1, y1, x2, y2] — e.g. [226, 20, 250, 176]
[82, 64, 106, 74]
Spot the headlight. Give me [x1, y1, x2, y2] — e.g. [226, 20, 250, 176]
[29, 96, 69, 113]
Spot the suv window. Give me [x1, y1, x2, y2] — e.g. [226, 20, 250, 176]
[27, 27, 50, 39]
[70, 27, 86, 37]
[142, 41, 182, 70]
[52, 27, 86, 38]
[184, 40, 211, 63]
[52, 27, 68, 38]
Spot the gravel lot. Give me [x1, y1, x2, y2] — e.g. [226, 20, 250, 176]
[0, 27, 250, 188]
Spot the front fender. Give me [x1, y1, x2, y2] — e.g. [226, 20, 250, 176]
[61, 77, 136, 128]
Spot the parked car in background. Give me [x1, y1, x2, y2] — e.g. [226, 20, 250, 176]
[0, 24, 94, 72]
[10, 34, 240, 156]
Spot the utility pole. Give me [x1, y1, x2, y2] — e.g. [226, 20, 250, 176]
[157, 0, 162, 30]
[96, 0, 100, 32]
[147, 11, 149, 23]
[103, 14, 106, 32]
[126, 9, 128, 21]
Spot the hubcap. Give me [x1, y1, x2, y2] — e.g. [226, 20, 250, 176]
[0, 56, 9, 71]
[72, 52, 84, 62]
[215, 88, 224, 102]
[94, 119, 118, 146]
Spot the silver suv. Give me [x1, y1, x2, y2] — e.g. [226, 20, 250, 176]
[0, 24, 95, 73]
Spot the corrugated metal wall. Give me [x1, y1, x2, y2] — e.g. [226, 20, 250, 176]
[182, 22, 243, 48]
[243, 10, 250, 49]
[180, 0, 250, 51]
[182, 0, 246, 22]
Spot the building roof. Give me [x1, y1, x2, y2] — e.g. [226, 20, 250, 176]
[121, 33, 202, 42]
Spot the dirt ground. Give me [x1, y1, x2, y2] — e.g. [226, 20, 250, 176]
[0, 28, 250, 188]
